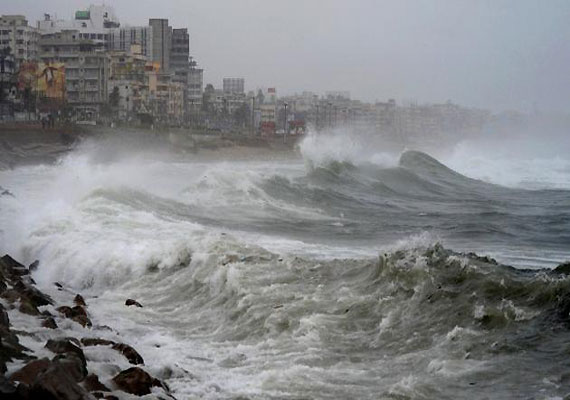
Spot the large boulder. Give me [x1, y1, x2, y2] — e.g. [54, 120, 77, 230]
[0, 255, 30, 279]
[74, 295, 87, 307]
[45, 339, 87, 381]
[112, 367, 164, 396]
[9, 358, 51, 385]
[111, 343, 144, 365]
[56, 306, 92, 328]
[28, 363, 95, 400]
[83, 374, 110, 393]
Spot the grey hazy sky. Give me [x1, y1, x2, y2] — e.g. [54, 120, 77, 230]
[4, 0, 570, 112]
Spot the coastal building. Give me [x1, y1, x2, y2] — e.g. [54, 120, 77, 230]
[39, 30, 109, 118]
[37, 5, 120, 40]
[223, 78, 244, 94]
[0, 15, 39, 66]
[107, 26, 153, 57]
[170, 28, 189, 117]
[0, 48, 16, 118]
[108, 45, 149, 119]
[187, 60, 203, 111]
[148, 19, 171, 72]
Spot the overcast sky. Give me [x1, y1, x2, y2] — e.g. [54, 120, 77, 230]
[4, 0, 570, 112]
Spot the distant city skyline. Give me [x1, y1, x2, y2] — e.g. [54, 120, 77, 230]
[3, 0, 570, 113]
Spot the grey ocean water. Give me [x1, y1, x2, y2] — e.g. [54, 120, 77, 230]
[1, 131, 569, 399]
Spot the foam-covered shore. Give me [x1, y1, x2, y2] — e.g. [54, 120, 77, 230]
[0, 254, 176, 399]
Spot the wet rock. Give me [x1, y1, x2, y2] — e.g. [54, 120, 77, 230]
[81, 338, 115, 347]
[28, 260, 40, 272]
[125, 299, 143, 308]
[41, 317, 58, 329]
[112, 367, 165, 396]
[83, 374, 110, 392]
[9, 358, 51, 384]
[57, 306, 73, 318]
[57, 305, 92, 327]
[45, 338, 87, 379]
[0, 306, 31, 373]
[53, 353, 88, 382]
[112, 343, 144, 365]
[72, 314, 93, 328]
[74, 294, 87, 307]
[54, 282, 63, 289]
[0, 255, 29, 278]
[13, 280, 53, 307]
[0, 303, 9, 327]
[1, 288, 20, 303]
[28, 362, 94, 399]
[71, 305, 88, 317]
[18, 299, 40, 316]
[0, 375, 20, 399]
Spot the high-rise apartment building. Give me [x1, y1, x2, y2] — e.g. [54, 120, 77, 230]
[107, 26, 152, 57]
[223, 78, 244, 94]
[148, 18, 171, 72]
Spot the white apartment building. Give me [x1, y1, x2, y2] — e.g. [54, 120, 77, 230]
[0, 15, 39, 65]
[39, 30, 109, 117]
[37, 5, 120, 41]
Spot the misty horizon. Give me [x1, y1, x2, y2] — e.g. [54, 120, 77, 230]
[4, 0, 570, 113]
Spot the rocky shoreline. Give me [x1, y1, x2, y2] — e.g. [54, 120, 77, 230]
[0, 254, 175, 399]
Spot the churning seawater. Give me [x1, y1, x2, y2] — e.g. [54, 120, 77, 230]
[1, 131, 570, 399]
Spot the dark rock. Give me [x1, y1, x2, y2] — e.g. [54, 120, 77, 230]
[57, 306, 73, 318]
[13, 280, 53, 307]
[18, 299, 39, 316]
[41, 310, 54, 317]
[45, 339, 87, 379]
[53, 353, 88, 382]
[41, 317, 58, 329]
[54, 282, 63, 289]
[1, 289, 19, 303]
[0, 313, 31, 374]
[57, 305, 92, 327]
[0, 303, 9, 327]
[28, 260, 40, 272]
[554, 262, 570, 275]
[125, 299, 143, 308]
[29, 362, 94, 399]
[71, 306, 87, 317]
[72, 314, 92, 328]
[112, 367, 164, 396]
[0, 255, 29, 278]
[74, 294, 87, 307]
[0, 375, 19, 398]
[112, 343, 144, 365]
[103, 396, 119, 400]
[81, 338, 115, 347]
[9, 358, 51, 384]
[83, 374, 110, 392]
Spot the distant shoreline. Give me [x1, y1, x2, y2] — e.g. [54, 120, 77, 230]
[0, 122, 304, 169]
